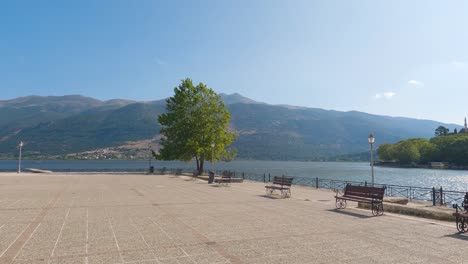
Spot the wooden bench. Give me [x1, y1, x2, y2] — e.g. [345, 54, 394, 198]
[335, 184, 386, 216]
[265, 176, 293, 198]
[452, 192, 468, 233]
[191, 170, 200, 180]
[175, 169, 182, 176]
[214, 171, 233, 186]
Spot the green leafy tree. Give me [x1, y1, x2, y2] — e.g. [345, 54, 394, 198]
[157, 78, 236, 174]
[377, 143, 394, 161]
[396, 141, 420, 164]
[435, 126, 449, 136]
[418, 141, 438, 163]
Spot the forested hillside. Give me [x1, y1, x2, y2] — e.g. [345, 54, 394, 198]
[0, 94, 461, 160]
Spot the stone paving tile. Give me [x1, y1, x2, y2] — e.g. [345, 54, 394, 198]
[120, 249, 156, 262]
[0, 173, 467, 264]
[153, 246, 187, 259]
[49, 256, 86, 264]
[87, 253, 122, 264]
[12, 258, 48, 264]
[158, 256, 196, 264]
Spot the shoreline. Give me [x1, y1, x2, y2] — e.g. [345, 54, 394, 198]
[376, 163, 468, 171]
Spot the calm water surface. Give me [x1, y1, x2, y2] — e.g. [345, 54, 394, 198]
[1, 160, 468, 191]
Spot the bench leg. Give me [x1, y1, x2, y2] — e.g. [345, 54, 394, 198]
[281, 190, 288, 198]
[372, 203, 384, 216]
[281, 189, 291, 198]
[335, 199, 346, 209]
[266, 188, 273, 196]
[456, 217, 467, 233]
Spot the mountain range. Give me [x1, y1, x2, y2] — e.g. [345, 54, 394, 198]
[0, 94, 461, 160]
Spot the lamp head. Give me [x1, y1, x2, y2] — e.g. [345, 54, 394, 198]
[368, 134, 375, 144]
[211, 142, 215, 148]
[19, 141, 23, 147]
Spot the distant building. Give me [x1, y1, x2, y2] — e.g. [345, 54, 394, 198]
[460, 117, 468, 133]
[431, 162, 448, 169]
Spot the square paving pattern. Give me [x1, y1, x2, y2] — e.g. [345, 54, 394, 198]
[0, 173, 466, 264]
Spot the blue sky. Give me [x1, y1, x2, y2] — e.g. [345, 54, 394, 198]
[1, 0, 468, 124]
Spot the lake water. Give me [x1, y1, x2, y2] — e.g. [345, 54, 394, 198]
[1, 160, 468, 191]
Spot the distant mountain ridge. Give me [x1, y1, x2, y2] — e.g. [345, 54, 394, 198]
[0, 94, 461, 160]
[219, 93, 262, 105]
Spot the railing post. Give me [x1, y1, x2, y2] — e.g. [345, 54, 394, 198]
[316, 177, 319, 189]
[263, 173, 266, 183]
[268, 173, 271, 182]
[432, 187, 436, 206]
[440, 187, 444, 205]
[365, 181, 367, 187]
[242, 172, 245, 180]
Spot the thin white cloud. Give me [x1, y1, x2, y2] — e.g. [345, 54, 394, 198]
[408, 80, 424, 88]
[451, 60, 466, 70]
[375, 92, 396, 100]
[383, 92, 395, 99]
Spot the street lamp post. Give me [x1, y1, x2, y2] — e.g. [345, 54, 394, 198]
[148, 144, 152, 166]
[148, 145, 155, 174]
[211, 142, 215, 175]
[18, 141, 23, 174]
[368, 134, 375, 187]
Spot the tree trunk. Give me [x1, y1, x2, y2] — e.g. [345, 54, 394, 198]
[199, 159, 204, 175]
[195, 156, 200, 173]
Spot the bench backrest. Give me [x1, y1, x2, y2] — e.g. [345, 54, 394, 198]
[344, 184, 385, 201]
[222, 171, 233, 178]
[272, 176, 294, 187]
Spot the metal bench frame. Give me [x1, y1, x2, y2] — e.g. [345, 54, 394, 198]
[335, 184, 386, 216]
[452, 192, 468, 233]
[265, 176, 294, 198]
[214, 174, 231, 187]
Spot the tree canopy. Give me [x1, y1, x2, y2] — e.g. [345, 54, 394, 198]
[377, 133, 468, 166]
[156, 78, 236, 173]
[435, 126, 449, 137]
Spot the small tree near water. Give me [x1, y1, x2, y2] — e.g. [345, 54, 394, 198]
[156, 78, 236, 174]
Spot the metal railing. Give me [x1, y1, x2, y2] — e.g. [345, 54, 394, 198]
[5, 164, 464, 207]
[204, 169, 466, 207]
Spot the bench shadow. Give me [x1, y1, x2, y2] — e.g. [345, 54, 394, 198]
[184, 178, 198, 181]
[326, 209, 372, 219]
[256, 194, 285, 200]
[442, 233, 468, 241]
[208, 184, 229, 187]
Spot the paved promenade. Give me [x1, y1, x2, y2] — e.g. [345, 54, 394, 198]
[0, 173, 465, 264]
